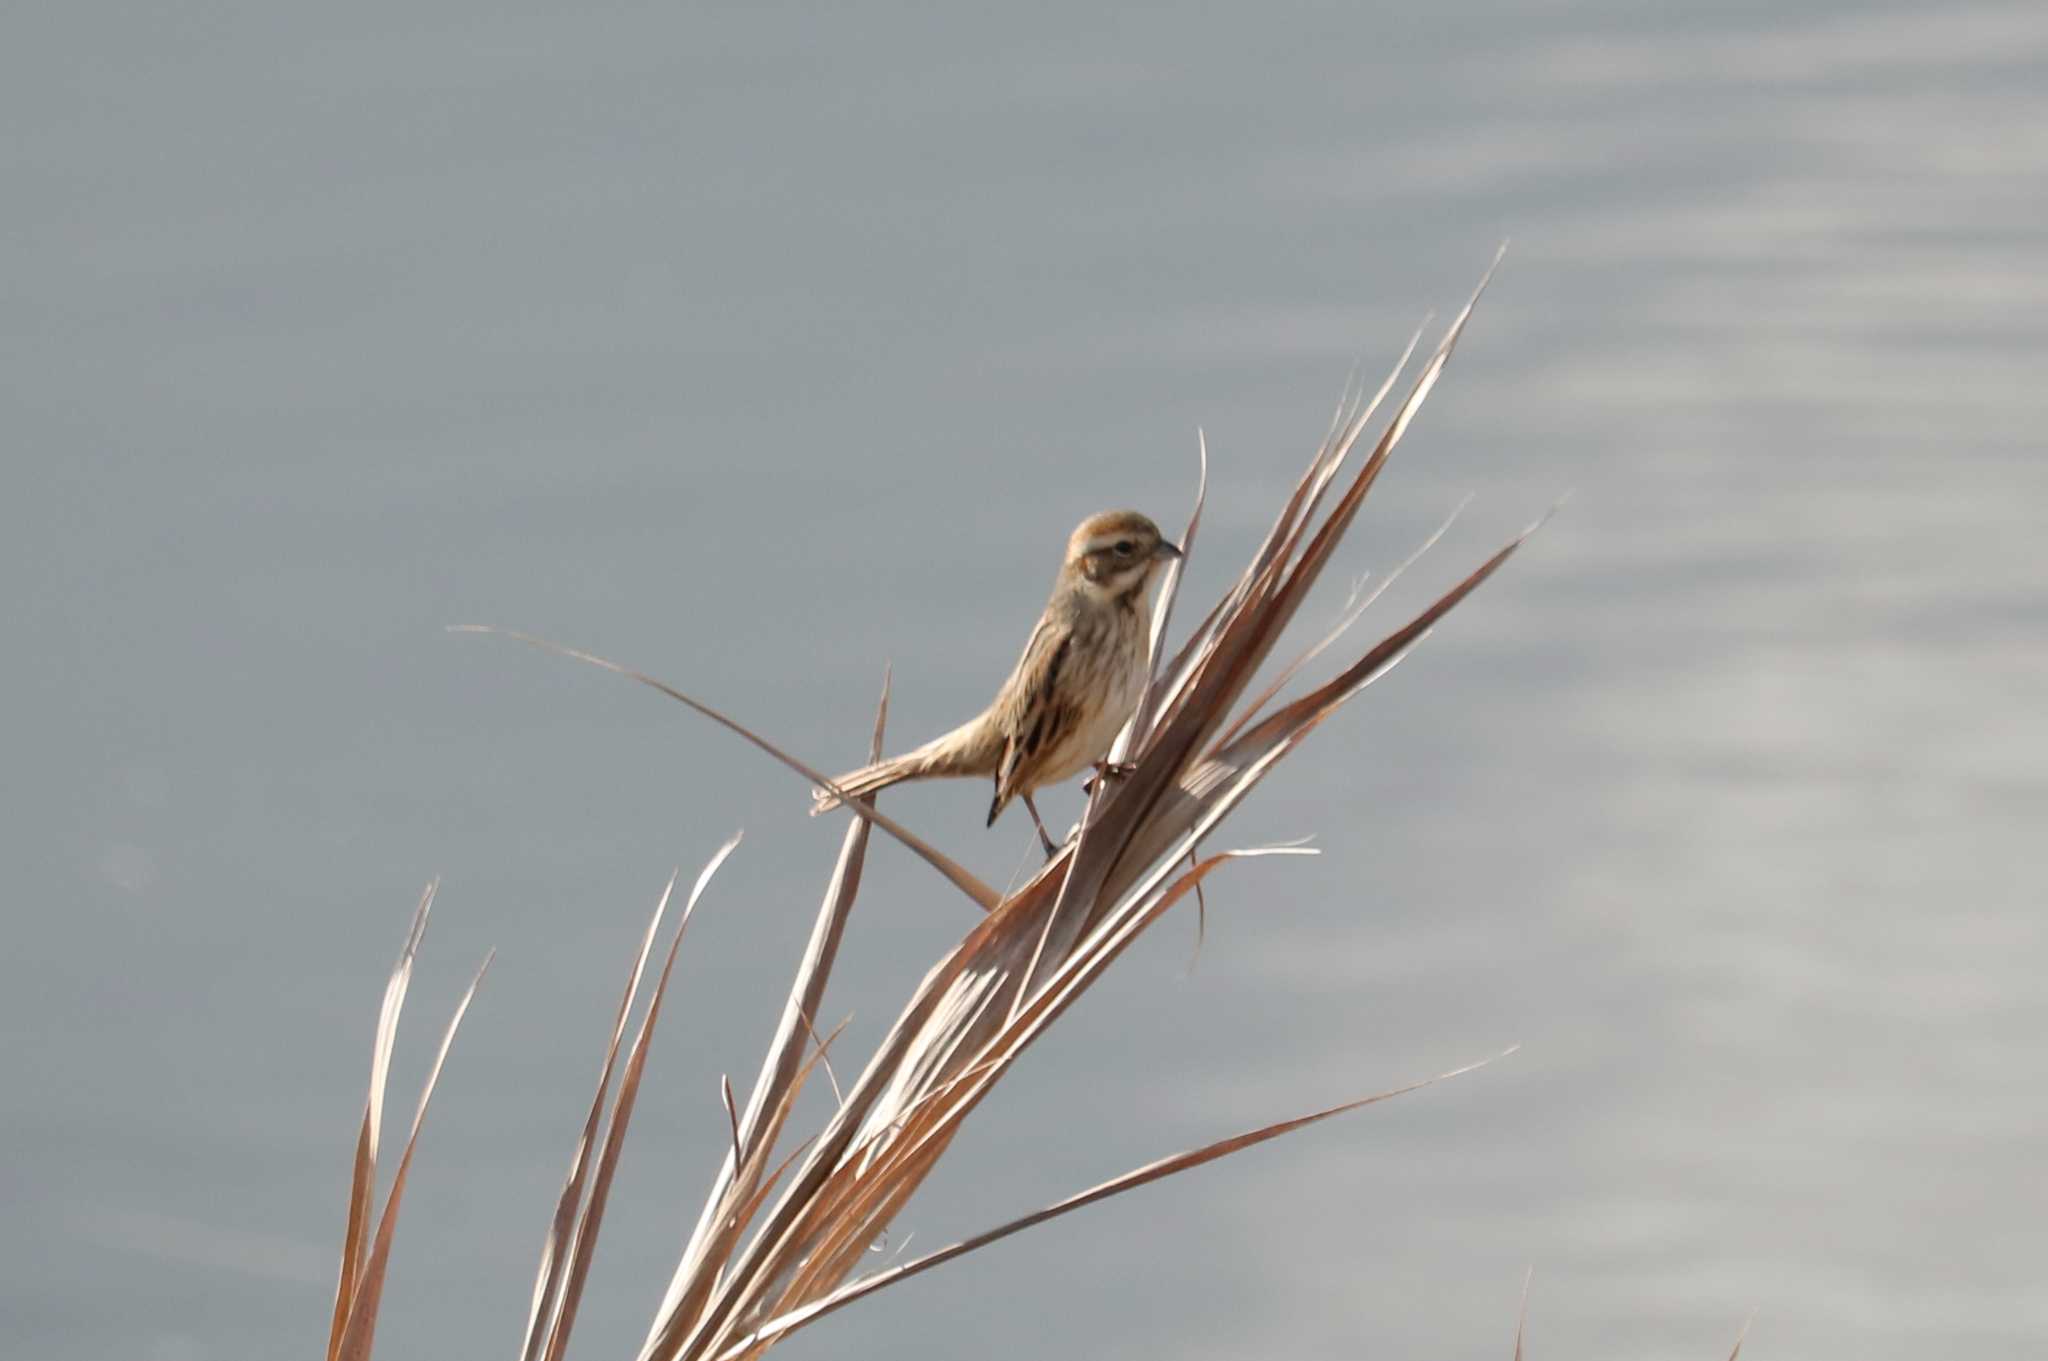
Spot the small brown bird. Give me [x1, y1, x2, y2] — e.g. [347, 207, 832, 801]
[812, 509, 1182, 854]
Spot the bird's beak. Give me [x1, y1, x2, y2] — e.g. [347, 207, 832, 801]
[1154, 541, 1184, 561]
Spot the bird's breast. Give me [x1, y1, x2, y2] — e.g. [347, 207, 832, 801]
[1032, 604, 1150, 786]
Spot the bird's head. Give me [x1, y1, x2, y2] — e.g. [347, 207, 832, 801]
[1062, 509, 1182, 602]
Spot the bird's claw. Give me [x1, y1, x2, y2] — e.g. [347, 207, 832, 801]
[1082, 760, 1139, 796]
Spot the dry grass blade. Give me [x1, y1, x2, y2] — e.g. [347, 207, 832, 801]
[720, 1076, 743, 1165]
[1233, 316, 1425, 620]
[327, 882, 433, 1361]
[1513, 1266, 1532, 1361]
[1214, 493, 1471, 748]
[519, 868, 682, 1361]
[447, 626, 998, 912]
[333, 949, 492, 1361]
[1214, 506, 1552, 763]
[1117, 430, 1207, 757]
[1194, 250, 1504, 731]
[1726, 1311, 1756, 1360]
[1141, 323, 1415, 734]
[719, 1048, 1517, 1355]
[528, 837, 741, 1361]
[691, 854, 1315, 1356]
[539, 891, 691, 1359]
[1293, 317, 1432, 541]
[648, 675, 888, 1348]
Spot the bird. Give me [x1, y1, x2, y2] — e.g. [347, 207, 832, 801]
[812, 509, 1182, 855]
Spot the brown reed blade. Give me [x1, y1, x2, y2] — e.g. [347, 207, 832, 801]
[1140, 332, 1397, 744]
[1219, 507, 1554, 761]
[649, 675, 887, 1346]
[1214, 493, 1471, 747]
[447, 626, 1000, 912]
[332, 949, 492, 1361]
[1118, 431, 1208, 755]
[326, 882, 433, 1361]
[524, 839, 737, 1361]
[718, 1048, 1518, 1357]
[696, 850, 1298, 1355]
[1513, 1266, 1532, 1360]
[1154, 249, 1506, 769]
[520, 869, 681, 1361]
[538, 837, 737, 1361]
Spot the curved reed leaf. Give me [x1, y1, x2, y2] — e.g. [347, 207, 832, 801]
[326, 882, 432, 1361]
[447, 627, 999, 912]
[333, 948, 491, 1361]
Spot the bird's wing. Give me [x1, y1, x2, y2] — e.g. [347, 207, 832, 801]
[987, 623, 1075, 820]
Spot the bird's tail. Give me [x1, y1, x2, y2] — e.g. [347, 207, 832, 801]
[810, 721, 994, 814]
[810, 753, 927, 814]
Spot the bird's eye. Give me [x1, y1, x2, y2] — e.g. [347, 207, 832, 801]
[1113, 540, 1135, 557]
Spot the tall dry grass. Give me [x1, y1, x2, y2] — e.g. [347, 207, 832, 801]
[319, 254, 1658, 1361]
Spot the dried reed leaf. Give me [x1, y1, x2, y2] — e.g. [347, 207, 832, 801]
[1513, 1266, 1532, 1361]
[1117, 430, 1207, 757]
[1215, 509, 1548, 761]
[520, 869, 681, 1361]
[1143, 334, 1399, 737]
[1189, 250, 1504, 741]
[448, 626, 999, 912]
[333, 949, 492, 1361]
[327, 883, 434, 1361]
[719, 1048, 1517, 1356]
[527, 838, 739, 1361]
[1291, 316, 1432, 554]
[1215, 492, 1471, 748]
[701, 852, 1294, 1355]
[642, 677, 886, 1351]
[538, 837, 738, 1361]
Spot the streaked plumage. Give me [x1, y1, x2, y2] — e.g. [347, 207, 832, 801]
[811, 509, 1181, 852]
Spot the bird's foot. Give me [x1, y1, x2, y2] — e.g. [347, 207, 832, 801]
[1082, 760, 1139, 795]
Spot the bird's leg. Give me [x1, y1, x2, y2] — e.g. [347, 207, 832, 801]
[1020, 792, 1060, 859]
[1082, 760, 1139, 795]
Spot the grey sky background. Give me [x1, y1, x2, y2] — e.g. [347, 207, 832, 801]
[5, 3, 2044, 1359]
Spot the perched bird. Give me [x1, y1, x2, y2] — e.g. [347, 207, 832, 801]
[812, 509, 1182, 854]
